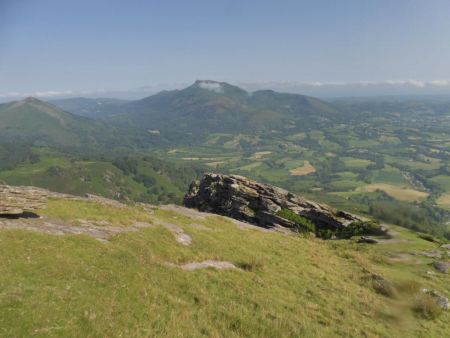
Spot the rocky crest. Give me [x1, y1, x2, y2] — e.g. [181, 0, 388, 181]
[184, 173, 362, 231]
[0, 185, 49, 215]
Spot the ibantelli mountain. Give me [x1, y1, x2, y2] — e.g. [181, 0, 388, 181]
[52, 80, 339, 134]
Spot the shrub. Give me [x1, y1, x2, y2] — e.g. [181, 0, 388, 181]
[397, 280, 421, 295]
[418, 233, 441, 244]
[317, 228, 334, 239]
[413, 294, 443, 319]
[370, 274, 398, 298]
[276, 209, 316, 233]
[338, 221, 382, 238]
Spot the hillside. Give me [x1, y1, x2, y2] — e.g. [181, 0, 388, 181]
[0, 185, 448, 337]
[0, 98, 122, 150]
[0, 153, 204, 204]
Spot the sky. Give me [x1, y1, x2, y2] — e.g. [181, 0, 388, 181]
[1, 0, 450, 100]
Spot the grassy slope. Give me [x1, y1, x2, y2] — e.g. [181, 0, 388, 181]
[0, 198, 448, 337]
[0, 98, 119, 149]
[0, 155, 188, 204]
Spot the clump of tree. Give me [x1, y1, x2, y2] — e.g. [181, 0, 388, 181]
[0, 143, 40, 170]
[369, 200, 449, 239]
[112, 155, 205, 205]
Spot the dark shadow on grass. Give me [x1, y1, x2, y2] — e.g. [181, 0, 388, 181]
[0, 211, 40, 219]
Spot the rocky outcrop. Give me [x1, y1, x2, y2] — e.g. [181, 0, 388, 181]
[0, 185, 48, 215]
[184, 173, 362, 231]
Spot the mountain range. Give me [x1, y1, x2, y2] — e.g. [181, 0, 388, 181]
[51, 80, 340, 135]
[0, 80, 343, 152]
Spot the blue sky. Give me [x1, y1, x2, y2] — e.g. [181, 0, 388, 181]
[1, 0, 450, 99]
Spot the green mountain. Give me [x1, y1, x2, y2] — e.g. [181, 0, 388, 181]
[0, 97, 122, 150]
[109, 80, 339, 135]
[49, 81, 339, 137]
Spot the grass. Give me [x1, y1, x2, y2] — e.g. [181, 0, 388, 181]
[40, 199, 153, 226]
[0, 198, 449, 337]
[436, 193, 450, 209]
[356, 183, 428, 202]
[413, 294, 444, 320]
[233, 161, 263, 171]
[431, 175, 450, 191]
[342, 157, 374, 169]
[249, 151, 272, 160]
[289, 160, 316, 176]
[371, 166, 409, 185]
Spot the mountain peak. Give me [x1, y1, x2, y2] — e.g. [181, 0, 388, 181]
[191, 80, 249, 97]
[23, 97, 42, 104]
[193, 80, 225, 93]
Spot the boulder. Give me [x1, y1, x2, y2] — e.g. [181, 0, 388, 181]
[432, 261, 449, 274]
[184, 173, 362, 231]
[0, 185, 48, 215]
[358, 236, 379, 244]
[421, 289, 449, 310]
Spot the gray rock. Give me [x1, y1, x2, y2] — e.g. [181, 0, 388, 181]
[0, 185, 48, 215]
[358, 236, 379, 244]
[433, 261, 450, 274]
[419, 251, 442, 258]
[184, 173, 363, 231]
[421, 289, 449, 310]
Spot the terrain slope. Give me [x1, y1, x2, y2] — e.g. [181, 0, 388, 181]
[0, 185, 448, 337]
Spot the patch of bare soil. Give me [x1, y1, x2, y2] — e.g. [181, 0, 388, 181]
[169, 260, 237, 271]
[159, 204, 209, 220]
[0, 217, 152, 243]
[152, 219, 192, 246]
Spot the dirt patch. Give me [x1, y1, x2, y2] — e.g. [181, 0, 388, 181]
[356, 184, 428, 202]
[436, 193, 450, 209]
[228, 218, 274, 232]
[249, 151, 272, 161]
[152, 219, 192, 246]
[170, 260, 237, 271]
[159, 205, 209, 220]
[205, 161, 225, 168]
[289, 160, 316, 176]
[387, 253, 422, 264]
[0, 217, 153, 242]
